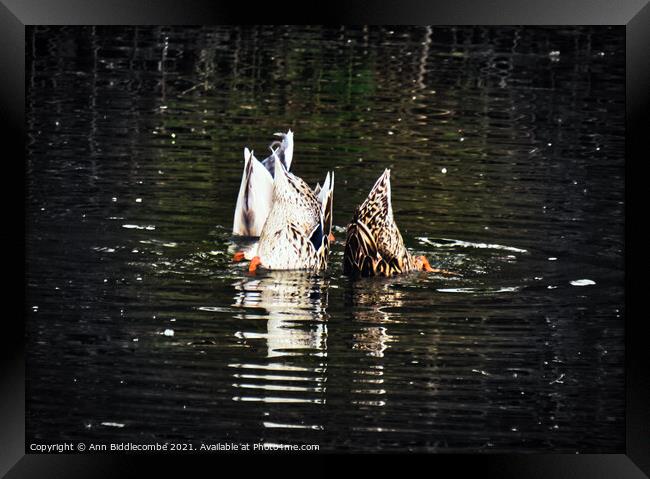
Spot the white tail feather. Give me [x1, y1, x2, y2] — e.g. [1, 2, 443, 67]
[233, 148, 274, 236]
[283, 129, 294, 171]
[273, 153, 290, 192]
[317, 172, 331, 205]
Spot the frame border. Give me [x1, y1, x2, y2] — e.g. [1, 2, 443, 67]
[4, 1, 648, 477]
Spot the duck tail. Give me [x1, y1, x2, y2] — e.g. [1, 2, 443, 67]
[233, 148, 253, 235]
[272, 151, 290, 191]
[233, 148, 273, 236]
[279, 129, 294, 171]
[359, 168, 393, 227]
[262, 129, 294, 176]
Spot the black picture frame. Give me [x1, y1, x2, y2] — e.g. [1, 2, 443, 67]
[3, 0, 648, 477]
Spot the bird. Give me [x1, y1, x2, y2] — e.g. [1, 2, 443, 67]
[245, 158, 334, 273]
[343, 169, 457, 278]
[232, 130, 294, 237]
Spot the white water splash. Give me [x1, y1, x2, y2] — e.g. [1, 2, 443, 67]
[417, 237, 527, 253]
[122, 224, 156, 230]
[437, 286, 520, 294]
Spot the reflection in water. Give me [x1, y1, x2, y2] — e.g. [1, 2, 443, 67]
[230, 272, 329, 431]
[233, 271, 329, 358]
[345, 281, 411, 409]
[347, 281, 405, 358]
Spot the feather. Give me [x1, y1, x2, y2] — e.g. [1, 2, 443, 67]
[255, 160, 332, 271]
[232, 130, 293, 237]
[233, 148, 274, 236]
[343, 170, 414, 277]
[318, 172, 334, 239]
[261, 129, 293, 177]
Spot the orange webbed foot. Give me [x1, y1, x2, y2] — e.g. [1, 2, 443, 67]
[415, 256, 462, 276]
[248, 256, 262, 273]
[233, 251, 246, 262]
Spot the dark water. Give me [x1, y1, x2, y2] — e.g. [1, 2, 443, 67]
[26, 26, 625, 453]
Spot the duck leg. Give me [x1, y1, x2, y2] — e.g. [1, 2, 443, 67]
[248, 256, 262, 273]
[415, 255, 462, 276]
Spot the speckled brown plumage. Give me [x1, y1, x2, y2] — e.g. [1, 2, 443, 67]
[343, 169, 417, 277]
[255, 160, 334, 271]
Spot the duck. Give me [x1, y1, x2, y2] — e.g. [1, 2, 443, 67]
[343, 169, 457, 278]
[232, 130, 294, 237]
[246, 158, 334, 272]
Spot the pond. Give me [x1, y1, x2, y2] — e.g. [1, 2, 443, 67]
[26, 25, 625, 452]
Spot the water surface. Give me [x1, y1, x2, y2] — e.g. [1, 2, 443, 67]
[26, 26, 625, 452]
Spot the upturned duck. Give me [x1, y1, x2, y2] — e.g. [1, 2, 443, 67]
[232, 130, 294, 237]
[343, 169, 456, 278]
[247, 159, 334, 272]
